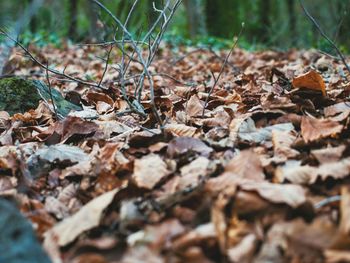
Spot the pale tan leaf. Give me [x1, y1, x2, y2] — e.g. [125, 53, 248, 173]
[132, 154, 169, 190]
[186, 94, 204, 117]
[241, 182, 306, 208]
[276, 158, 350, 184]
[301, 116, 343, 143]
[164, 123, 197, 137]
[45, 184, 126, 246]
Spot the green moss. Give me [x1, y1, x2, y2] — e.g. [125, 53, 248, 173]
[0, 77, 41, 115]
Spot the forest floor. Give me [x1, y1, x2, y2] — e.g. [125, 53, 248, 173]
[1, 44, 350, 263]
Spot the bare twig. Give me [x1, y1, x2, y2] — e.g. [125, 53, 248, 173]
[202, 23, 244, 117]
[45, 61, 58, 120]
[98, 44, 113, 88]
[299, 0, 350, 79]
[91, 0, 181, 131]
[314, 195, 341, 209]
[0, 28, 106, 89]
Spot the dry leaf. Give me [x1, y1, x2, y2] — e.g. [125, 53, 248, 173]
[301, 116, 343, 143]
[164, 123, 197, 137]
[275, 158, 350, 184]
[241, 182, 306, 208]
[187, 94, 204, 117]
[132, 154, 169, 190]
[224, 149, 265, 182]
[45, 184, 126, 246]
[178, 157, 210, 189]
[167, 137, 213, 158]
[292, 70, 327, 96]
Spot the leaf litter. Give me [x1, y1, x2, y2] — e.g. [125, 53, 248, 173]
[0, 45, 350, 262]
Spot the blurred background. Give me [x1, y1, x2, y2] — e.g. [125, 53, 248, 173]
[0, 0, 349, 52]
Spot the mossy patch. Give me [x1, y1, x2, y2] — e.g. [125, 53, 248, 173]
[0, 77, 41, 115]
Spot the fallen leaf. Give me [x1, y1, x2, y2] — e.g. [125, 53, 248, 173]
[301, 116, 343, 143]
[224, 149, 265, 182]
[272, 130, 299, 159]
[45, 184, 126, 246]
[132, 154, 169, 190]
[292, 70, 327, 96]
[230, 117, 294, 144]
[275, 158, 350, 184]
[187, 94, 204, 117]
[164, 123, 197, 137]
[167, 137, 213, 158]
[311, 145, 346, 164]
[324, 102, 350, 117]
[241, 182, 306, 208]
[178, 157, 210, 189]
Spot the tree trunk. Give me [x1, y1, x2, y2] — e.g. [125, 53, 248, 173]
[258, 0, 271, 43]
[287, 0, 296, 45]
[184, 0, 206, 39]
[205, 0, 240, 38]
[28, 0, 37, 33]
[68, 0, 78, 40]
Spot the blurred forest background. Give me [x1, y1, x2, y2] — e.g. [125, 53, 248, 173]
[0, 0, 349, 52]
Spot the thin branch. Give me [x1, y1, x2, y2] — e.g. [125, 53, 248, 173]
[0, 28, 106, 89]
[98, 44, 113, 88]
[202, 23, 244, 117]
[45, 61, 58, 120]
[314, 195, 341, 209]
[299, 0, 350, 79]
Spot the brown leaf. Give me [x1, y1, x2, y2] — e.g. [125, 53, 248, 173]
[167, 137, 213, 158]
[324, 102, 350, 117]
[301, 116, 343, 143]
[275, 158, 350, 184]
[45, 184, 126, 246]
[241, 182, 307, 208]
[339, 186, 350, 235]
[132, 154, 169, 190]
[272, 130, 299, 159]
[178, 157, 210, 190]
[224, 149, 265, 182]
[37, 116, 99, 143]
[292, 70, 326, 96]
[311, 145, 346, 164]
[164, 123, 197, 137]
[187, 94, 204, 117]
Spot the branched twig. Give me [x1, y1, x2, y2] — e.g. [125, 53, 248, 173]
[92, 0, 182, 132]
[202, 23, 244, 117]
[299, 0, 350, 79]
[0, 28, 107, 89]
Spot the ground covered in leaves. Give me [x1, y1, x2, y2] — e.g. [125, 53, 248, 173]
[1, 44, 350, 263]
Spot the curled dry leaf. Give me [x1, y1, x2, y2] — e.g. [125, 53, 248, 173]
[178, 157, 210, 190]
[230, 117, 294, 144]
[164, 123, 197, 137]
[324, 102, 350, 117]
[132, 154, 169, 190]
[167, 137, 213, 158]
[37, 116, 99, 143]
[172, 223, 217, 251]
[44, 184, 126, 247]
[240, 182, 307, 208]
[186, 94, 204, 117]
[224, 149, 265, 182]
[272, 130, 299, 159]
[227, 233, 257, 263]
[301, 116, 343, 143]
[292, 70, 327, 96]
[275, 158, 350, 184]
[311, 145, 346, 164]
